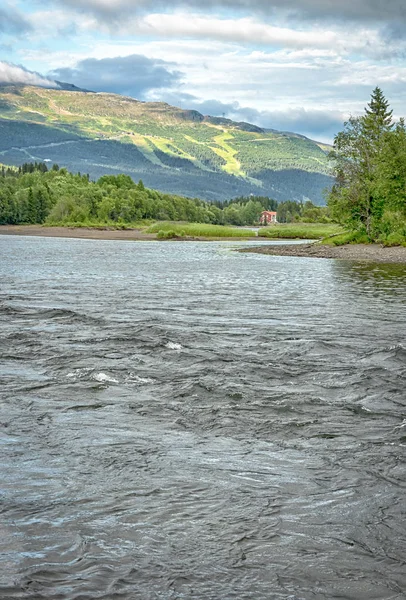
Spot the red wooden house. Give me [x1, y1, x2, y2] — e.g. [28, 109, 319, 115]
[260, 210, 277, 225]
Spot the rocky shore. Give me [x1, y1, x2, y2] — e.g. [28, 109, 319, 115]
[241, 242, 406, 264]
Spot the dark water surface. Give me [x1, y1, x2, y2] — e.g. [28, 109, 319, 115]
[1, 236, 405, 600]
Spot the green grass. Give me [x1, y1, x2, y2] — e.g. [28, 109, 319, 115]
[381, 233, 406, 247]
[258, 223, 344, 240]
[147, 221, 255, 238]
[322, 229, 406, 246]
[321, 230, 368, 246]
[210, 132, 244, 176]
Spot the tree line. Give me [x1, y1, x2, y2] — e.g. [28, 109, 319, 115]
[0, 163, 328, 227]
[328, 87, 406, 244]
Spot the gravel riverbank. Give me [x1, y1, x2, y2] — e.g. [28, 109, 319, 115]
[241, 242, 406, 263]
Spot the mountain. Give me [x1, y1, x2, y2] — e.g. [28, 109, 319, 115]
[54, 81, 93, 93]
[0, 84, 333, 204]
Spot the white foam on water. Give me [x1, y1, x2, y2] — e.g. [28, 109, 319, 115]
[66, 368, 92, 380]
[165, 342, 182, 351]
[93, 372, 119, 384]
[132, 375, 154, 384]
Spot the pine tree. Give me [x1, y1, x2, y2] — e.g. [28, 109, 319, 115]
[364, 87, 393, 138]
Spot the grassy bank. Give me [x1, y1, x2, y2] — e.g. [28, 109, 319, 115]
[258, 223, 344, 240]
[146, 222, 256, 238]
[321, 229, 406, 247]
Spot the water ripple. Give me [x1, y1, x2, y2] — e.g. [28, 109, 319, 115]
[0, 237, 405, 599]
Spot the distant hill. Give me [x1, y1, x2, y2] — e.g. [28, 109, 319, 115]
[0, 84, 333, 203]
[54, 81, 93, 93]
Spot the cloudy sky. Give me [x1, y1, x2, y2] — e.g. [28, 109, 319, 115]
[1, 0, 406, 142]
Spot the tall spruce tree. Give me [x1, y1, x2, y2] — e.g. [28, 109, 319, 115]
[363, 87, 393, 142]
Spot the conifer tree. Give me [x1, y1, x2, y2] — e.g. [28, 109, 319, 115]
[363, 87, 393, 142]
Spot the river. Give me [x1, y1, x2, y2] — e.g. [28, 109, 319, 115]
[1, 236, 405, 600]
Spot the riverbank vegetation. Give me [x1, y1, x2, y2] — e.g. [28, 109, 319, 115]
[0, 162, 329, 229]
[258, 223, 343, 240]
[2, 89, 405, 250]
[328, 88, 406, 246]
[147, 222, 254, 238]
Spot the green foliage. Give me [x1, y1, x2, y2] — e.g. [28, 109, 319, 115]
[328, 87, 406, 244]
[232, 131, 331, 176]
[321, 230, 369, 246]
[156, 229, 187, 239]
[215, 195, 278, 211]
[258, 223, 343, 240]
[382, 232, 406, 247]
[299, 201, 331, 223]
[273, 200, 331, 223]
[0, 162, 273, 228]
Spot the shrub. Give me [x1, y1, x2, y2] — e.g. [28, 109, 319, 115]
[157, 229, 180, 239]
[325, 230, 369, 246]
[382, 232, 406, 247]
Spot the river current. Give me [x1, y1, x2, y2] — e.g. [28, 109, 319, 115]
[0, 236, 405, 600]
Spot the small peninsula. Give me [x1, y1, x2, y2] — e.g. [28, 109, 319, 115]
[240, 242, 406, 264]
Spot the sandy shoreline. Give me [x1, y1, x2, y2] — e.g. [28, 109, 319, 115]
[0, 225, 158, 241]
[241, 242, 406, 264]
[0, 225, 254, 242]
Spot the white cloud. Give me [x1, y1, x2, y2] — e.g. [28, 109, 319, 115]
[52, 0, 406, 24]
[336, 64, 406, 86]
[8, 1, 405, 143]
[139, 14, 339, 48]
[26, 8, 98, 37]
[23, 8, 406, 61]
[0, 61, 58, 88]
[48, 54, 182, 95]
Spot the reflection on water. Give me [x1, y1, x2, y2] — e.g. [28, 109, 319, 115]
[334, 260, 406, 297]
[0, 236, 405, 600]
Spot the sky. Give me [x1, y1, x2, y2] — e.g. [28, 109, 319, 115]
[1, 0, 406, 142]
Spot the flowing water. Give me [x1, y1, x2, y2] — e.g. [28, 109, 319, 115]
[0, 236, 405, 600]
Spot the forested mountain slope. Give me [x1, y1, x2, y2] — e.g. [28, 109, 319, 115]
[0, 84, 332, 203]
